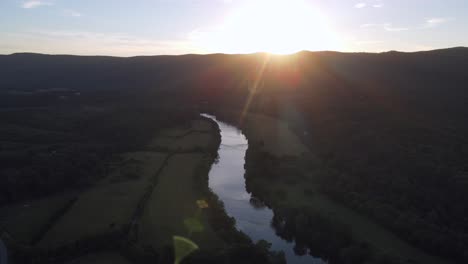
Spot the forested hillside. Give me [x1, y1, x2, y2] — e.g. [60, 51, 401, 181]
[1, 48, 468, 262]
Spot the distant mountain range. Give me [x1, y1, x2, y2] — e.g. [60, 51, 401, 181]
[1, 47, 468, 262]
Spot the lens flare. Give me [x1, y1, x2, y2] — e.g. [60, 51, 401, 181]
[194, 0, 342, 54]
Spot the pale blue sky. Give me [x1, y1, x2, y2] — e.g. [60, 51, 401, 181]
[0, 0, 467, 55]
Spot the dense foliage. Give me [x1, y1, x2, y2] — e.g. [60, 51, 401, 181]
[1, 48, 468, 262]
[0, 91, 197, 205]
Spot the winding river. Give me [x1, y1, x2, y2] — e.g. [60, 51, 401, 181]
[202, 114, 324, 264]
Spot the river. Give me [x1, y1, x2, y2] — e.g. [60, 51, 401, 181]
[202, 114, 325, 264]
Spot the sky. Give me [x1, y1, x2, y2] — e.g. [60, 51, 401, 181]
[0, 0, 467, 56]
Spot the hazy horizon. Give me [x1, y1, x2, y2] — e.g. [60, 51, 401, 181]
[1, 0, 468, 56]
[2, 46, 468, 58]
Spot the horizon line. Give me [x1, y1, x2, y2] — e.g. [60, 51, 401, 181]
[1, 46, 467, 58]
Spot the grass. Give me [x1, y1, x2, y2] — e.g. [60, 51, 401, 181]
[138, 153, 222, 250]
[3, 116, 227, 263]
[156, 119, 212, 137]
[159, 128, 192, 137]
[5, 111, 447, 264]
[149, 132, 213, 151]
[64, 251, 132, 264]
[25, 117, 220, 252]
[38, 152, 167, 248]
[175, 132, 213, 150]
[190, 119, 213, 132]
[0, 192, 76, 244]
[148, 118, 215, 152]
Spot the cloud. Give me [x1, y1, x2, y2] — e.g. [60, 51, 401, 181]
[21, 1, 52, 9]
[360, 23, 379, 28]
[424, 17, 452, 28]
[63, 9, 82, 17]
[354, 1, 383, 9]
[355, 3, 366, 8]
[360, 23, 408, 32]
[384, 23, 409, 32]
[361, 17, 453, 32]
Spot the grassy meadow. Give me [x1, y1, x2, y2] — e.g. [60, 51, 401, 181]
[0, 115, 247, 263]
[64, 251, 132, 264]
[0, 193, 76, 244]
[138, 153, 222, 250]
[38, 152, 168, 248]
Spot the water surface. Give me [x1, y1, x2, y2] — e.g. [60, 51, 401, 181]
[202, 114, 324, 264]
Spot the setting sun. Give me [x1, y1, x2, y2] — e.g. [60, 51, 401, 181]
[195, 0, 342, 54]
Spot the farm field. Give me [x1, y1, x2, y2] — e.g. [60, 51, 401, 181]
[38, 152, 168, 248]
[2, 111, 450, 264]
[149, 132, 213, 152]
[0, 192, 76, 244]
[190, 119, 214, 132]
[149, 119, 216, 152]
[138, 153, 222, 250]
[0, 115, 231, 264]
[64, 251, 132, 264]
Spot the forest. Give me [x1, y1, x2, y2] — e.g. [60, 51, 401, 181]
[1, 48, 468, 263]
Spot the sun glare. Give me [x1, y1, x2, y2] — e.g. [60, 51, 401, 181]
[196, 0, 342, 54]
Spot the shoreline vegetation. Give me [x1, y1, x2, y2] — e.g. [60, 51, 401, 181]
[210, 110, 452, 264]
[0, 107, 463, 264]
[1, 49, 467, 263]
[0, 114, 284, 264]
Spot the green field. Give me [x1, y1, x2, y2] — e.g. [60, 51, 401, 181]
[1, 116, 221, 256]
[17, 116, 224, 262]
[38, 152, 167, 248]
[149, 132, 213, 151]
[0, 192, 76, 244]
[138, 153, 222, 250]
[1, 114, 294, 263]
[158, 127, 192, 138]
[65, 251, 132, 264]
[190, 119, 214, 132]
[149, 119, 215, 152]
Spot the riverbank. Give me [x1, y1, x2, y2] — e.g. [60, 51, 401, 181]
[203, 114, 323, 264]
[210, 110, 450, 264]
[0, 116, 287, 264]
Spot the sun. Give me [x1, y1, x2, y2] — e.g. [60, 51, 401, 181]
[194, 0, 342, 54]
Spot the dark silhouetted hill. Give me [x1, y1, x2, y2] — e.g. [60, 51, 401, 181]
[1, 47, 468, 262]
